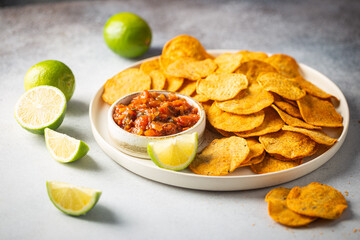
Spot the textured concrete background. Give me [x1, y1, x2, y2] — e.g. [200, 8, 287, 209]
[0, 1, 359, 239]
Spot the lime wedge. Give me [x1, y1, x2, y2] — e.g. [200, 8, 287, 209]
[14, 85, 67, 134]
[44, 128, 89, 163]
[46, 181, 101, 216]
[147, 132, 198, 171]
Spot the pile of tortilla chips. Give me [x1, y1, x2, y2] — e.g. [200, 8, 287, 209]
[102, 35, 343, 176]
[265, 183, 347, 227]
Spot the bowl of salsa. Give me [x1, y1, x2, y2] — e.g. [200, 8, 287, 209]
[107, 90, 206, 158]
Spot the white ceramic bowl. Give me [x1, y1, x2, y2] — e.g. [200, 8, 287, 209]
[107, 90, 206, 159]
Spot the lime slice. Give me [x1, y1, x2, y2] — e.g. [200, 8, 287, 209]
[147, 132, 198, 171]
[46, 181, 101, 216]
[14, 85, 67, 134]
[44, 128, 89, 163]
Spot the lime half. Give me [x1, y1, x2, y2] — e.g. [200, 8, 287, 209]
[14, 86, 67, 134]
[44, 128, 89, 163]
[47, 181, 101, 216]
[147, 132, 198, 171]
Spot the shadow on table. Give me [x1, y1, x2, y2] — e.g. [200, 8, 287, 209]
[62, 155, 102, 172]
[66, 99, 89, 117]
[57, 124, 91, 142]
[80, 204, 120, 225]
[296, 203, 353, 230]
[132, 47, 163, 60]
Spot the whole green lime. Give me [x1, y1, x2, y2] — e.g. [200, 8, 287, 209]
[103, 12, 152, 58]
[24, 60, 75, 102]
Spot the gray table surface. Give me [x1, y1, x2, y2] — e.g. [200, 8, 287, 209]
[1, 0, 359, 239]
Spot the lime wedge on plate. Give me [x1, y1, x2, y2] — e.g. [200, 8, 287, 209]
[14, 85, 67, 134]
[44, 128, 89, 163]
[147, 132, 198, 171]
[47, 181, 101, 216]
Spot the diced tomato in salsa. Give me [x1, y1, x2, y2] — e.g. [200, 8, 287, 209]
[113, 90, 200, 136]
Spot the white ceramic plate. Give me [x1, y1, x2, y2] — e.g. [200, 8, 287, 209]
[89, 50, 349, 191]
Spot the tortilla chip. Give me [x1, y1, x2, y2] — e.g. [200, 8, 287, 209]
[294, 77, 334, 99]
[273, 99, 302, 118]
[197, 73, 248, 101]
[259, 131, 317, 160]
[287, 182, 347, 219]
[202, 100, 213, 116]
[235, 107, 284, 138]
[272, 104, 321, 130]
[257, 72, 306, 100]
[165, 58, 217, 80]
[216, 128, 235, 137]
[160, 35, 212, 70]
[215, 83, 274, 115]
[164, 75, 184, 92]
[238, 50, 268, 62]
[235, 60, 278, 84]
[189, 137, 250, 175]
[282, 125, 337, 146]
[297, 94, 343, 127]
[140, 58, 161, 75]
[265, 187, 291, 202]
[192, 93, 210, 103]
[214, 52, 243, 73]
[238, 138, 265, 166]
[267, 188, 317, 227]
[149, 70, 166, 90]
[250, 154, 302, 174]
[102, 68, 151, 105]
[265, 54, 301, 78]
[177, 80, 197, 96]
[240, 151, 266, 167]
[207, 103, 265, 132]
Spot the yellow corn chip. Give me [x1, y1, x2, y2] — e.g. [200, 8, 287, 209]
[165, 58, 217, 80]
[287, 182, 347, 220]
[215, 83, 274, 115]
[272, 104, 321, 130]
[251, 154, 302, 174]
[102, 68, 151, 105]
[149, 70, 166, 90]
[265, 54, 301, 78]
[297, 94, 343, 127]
[267, 188, 317, 227]
[282, 125, 337, 146]
[207, 103, 265, 132]
[197, 73, 248, 101]
[214, 52, 243, 73]
[235, 107, 284, 138]
[259, 131, 317, 160]
[257, 72, 306, 100]
[189, 137, 250, 176]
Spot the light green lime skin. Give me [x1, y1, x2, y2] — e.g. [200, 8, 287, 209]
[24, 60, 75, 102]
[147, 132, 198, 171]
[46, 181, 101, 216]
[67, 140, 90, 163]
[44, 129, 90, 163]
[103, 12, 152, 58]
[15, 110, 66, 135]
[14, 87, 67, 135]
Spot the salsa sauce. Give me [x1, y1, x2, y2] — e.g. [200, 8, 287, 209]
[113, 90, 200, 136]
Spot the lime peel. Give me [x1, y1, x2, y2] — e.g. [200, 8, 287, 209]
[46, 181, 101, 216]
[44, 128, 89, 163]
[147, 132, 198, 171]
